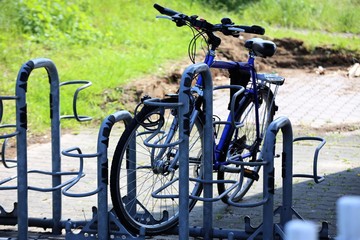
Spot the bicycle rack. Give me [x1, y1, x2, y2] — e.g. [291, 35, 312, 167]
[0, 58, 139, 240]
[0, 58, 330, 239]
[141, 63, 329, 239]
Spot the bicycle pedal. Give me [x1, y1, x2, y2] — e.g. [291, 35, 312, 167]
[244, 169, 259, 181]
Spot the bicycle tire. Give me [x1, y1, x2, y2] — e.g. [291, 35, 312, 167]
[217, 86, 275, 203]
[110, 97, 203, 235]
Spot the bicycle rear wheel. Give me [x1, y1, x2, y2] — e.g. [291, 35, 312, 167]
[217, 86, 275, 202]
[110, 98, 203, 235]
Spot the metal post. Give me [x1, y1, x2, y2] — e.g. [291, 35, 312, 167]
[96, 110, 132, 239]
[15, 59, 32, 240]
[280, 119, 293, 226]
[261, 116, 293, 238]
[202, 65, 214, 240]
[15, 58, 62, 239]
[35, 58, 62, 234]
[178, 63, 212, 240]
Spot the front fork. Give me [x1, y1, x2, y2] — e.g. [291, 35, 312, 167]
[150, 94, 201, 175]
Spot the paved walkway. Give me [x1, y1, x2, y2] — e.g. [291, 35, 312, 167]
[1, 69, 360, 239]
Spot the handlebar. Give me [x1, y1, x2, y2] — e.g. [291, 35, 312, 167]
[154, 3, 265, 36]
[154, 3, 182, 17]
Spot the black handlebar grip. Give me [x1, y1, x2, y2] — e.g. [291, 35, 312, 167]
[238, 25, 265, 35]
[250, 25, 265, 35]
[154, 3, 179, 16]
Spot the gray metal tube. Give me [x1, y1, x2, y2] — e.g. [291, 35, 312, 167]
[15, 60, 32, 240]
[261, 116, 293, 238]
[280, 118, 293, 226]
[35, 58, 62, 234]
[96, 110, 132, 240]
[15, 58, 62, 239]
[201, 65, 214, 240]
[178, 63, 212, 240]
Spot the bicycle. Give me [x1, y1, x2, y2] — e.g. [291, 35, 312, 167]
[110, 3, 284, 235]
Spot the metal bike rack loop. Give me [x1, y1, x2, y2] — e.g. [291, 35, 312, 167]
[0, 58, 87, 238]
[15, 58, 62, 237]
[178, 62, 214, 240]
[0, 58, 135, 239]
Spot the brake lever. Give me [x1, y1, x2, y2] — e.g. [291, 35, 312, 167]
[156, 15, 186, 27]
[228, 27, 245, 32]
[156, 15, 173, 20]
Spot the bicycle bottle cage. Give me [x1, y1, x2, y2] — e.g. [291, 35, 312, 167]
[245, 38, 277, 58]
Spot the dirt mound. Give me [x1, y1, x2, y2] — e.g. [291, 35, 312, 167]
[266, 38, 358, 69]
[119, 36, 359, 107]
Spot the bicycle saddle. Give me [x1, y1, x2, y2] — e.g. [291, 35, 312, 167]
[245, 38, 276, 58]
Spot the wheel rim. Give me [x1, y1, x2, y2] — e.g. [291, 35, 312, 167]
[111, 105, 203, 233]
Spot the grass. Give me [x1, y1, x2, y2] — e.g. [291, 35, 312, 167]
[241, 0, 360, 33]
[0, 0, 359, 134]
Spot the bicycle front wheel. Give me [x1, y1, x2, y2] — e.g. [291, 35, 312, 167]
[218, 86, 275, 202]
[110, 98, 203, 235]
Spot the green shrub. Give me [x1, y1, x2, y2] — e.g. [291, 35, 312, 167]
[16, 0, 103, 45]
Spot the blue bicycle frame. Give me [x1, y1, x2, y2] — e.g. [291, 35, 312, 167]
[191, 50, 262, 170]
